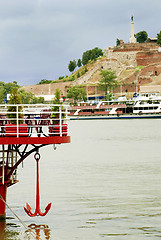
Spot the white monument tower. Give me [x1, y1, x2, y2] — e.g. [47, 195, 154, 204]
[129, 15, 136, 43]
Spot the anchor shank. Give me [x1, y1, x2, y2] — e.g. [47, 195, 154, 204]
[36, 159, 40, 212]
[24, 152, 51, 217]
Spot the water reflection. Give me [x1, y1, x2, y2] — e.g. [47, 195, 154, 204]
[0, 218, 20, 240]
[0, 218, 51, 240]
[5, 120, 161, 239]
[25, 224, 51, 240]
[0, 220, 6, 240]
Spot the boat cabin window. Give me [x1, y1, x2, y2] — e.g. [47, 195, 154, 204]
[134, 106, 158, 110]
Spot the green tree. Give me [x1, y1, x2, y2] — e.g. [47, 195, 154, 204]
[58, 76, 64, 80]
[98, 70, 118, 97]
[116, 38, 120, 46]
[37, 97, 45, 103]
[68, 60, 77, 72]
[38, 79, 53, 84]
[53, 88, 61, 104]
[0, 87, 5, 103]
[82, 48, 103, 66]
[4, 81, 20, 101]
[157, 31, 161, 46]
[67, 86, 86, 103]
[4, 81, 20, 94]
[77, 59, 82, 67]
[19, 89, 34, 104]
[32, 97, 38, 104]
[91, 49, 96, 60]
[93, 47, 103, 58]
[19, 89, 45, 104]
[7, 87, 23, 124]
[0, 81, 20, 103]
[82, 51, 89, 65]
[77, 72, 80, 78]
[106, 92, 114, 101]
[135, 31, 148, 43]
[51, 88, 63, 124]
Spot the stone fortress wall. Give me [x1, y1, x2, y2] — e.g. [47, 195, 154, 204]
[104, 42, 159, 68]
[22, 41, 161, 98]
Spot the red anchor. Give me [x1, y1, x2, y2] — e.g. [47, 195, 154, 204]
[24, 152, 52, 217]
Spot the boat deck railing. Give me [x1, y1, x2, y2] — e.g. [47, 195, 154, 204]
[0, 104, 69, 138]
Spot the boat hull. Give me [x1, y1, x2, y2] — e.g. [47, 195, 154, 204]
[70, 113, 161, 120]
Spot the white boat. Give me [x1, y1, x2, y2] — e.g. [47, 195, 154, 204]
[133, 92, 161, 101]
[133, 93, 161, 114]
[69, 92, 161, 120]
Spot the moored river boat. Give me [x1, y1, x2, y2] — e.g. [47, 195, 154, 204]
[69, 93, 161, 120]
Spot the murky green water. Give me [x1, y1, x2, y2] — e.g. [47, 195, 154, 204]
[2, 119, 161, 239]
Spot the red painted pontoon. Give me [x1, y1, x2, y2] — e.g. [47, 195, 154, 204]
[0, 104, 70, 218]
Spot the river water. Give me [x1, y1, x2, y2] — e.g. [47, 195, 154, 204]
[2, 119, 161, 239]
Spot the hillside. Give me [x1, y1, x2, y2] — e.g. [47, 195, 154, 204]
[22, 41, 161, 98]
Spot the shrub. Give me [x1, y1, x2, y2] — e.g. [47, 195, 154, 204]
[58, 76, 64, 80]
[7, 87, 24, 124]
[77, 72, 80, 78]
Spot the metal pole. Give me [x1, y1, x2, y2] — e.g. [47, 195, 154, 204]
[59, 106, 62, 136]
[86, 85, 88, 101]
[16, 105, 19, 137]
[120, 84, 122, 96]
[2, 146, 4, 185]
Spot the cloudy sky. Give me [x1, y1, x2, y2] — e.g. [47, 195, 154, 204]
[0, 0, 160, 86]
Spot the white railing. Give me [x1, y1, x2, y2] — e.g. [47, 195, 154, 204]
[0, 104, 70, 137]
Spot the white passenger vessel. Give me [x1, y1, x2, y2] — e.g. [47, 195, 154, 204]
[69, 93, 161, 120]
[133, 92, 161, 114]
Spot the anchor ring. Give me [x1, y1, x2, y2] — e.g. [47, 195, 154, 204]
[34, 152, 40, 161]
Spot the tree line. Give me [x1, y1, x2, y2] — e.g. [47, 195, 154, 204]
[0, 81, 44, 104]
[68, 47, 103, 73]
[1, 68, 119, 105]
[117, 30, 161, 45]
[66, 69, 118, 104]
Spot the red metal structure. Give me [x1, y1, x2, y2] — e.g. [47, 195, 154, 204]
[0, 104, 70, 218]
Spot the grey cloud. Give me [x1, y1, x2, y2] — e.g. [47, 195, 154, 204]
[0, 0, 160, 85]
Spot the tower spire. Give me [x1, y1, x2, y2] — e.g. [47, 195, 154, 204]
[129, 15, 136, 43]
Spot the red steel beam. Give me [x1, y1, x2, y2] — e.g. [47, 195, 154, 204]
[0, 136, 70, 145]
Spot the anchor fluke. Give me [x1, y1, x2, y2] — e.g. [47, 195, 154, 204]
[45, 202, 52, 212]
[25, 203, 32, 211]
[37, 202, 52, 217]
[24, 153, 52, 217]
[24, 202, 52, 217]
[24, 203, 32, 215]
[24, 203, 37, 217]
